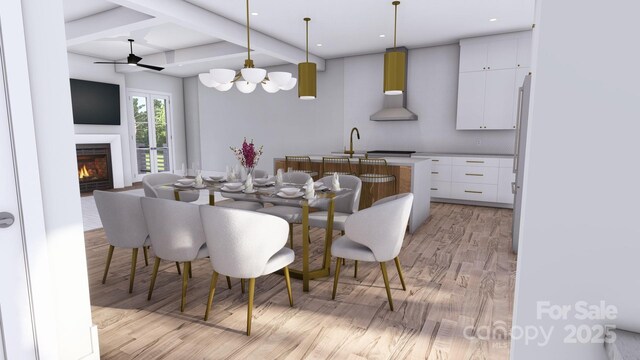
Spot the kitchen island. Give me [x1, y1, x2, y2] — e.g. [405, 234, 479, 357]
[273, 155, 431, 233]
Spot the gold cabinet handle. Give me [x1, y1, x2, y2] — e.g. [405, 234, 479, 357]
[431, 171, 439, 174]
[466, 160, 485, 163]
[465, 173, 483, 176]
[465, 190, 483, 194]
[432, 159, 440, 162]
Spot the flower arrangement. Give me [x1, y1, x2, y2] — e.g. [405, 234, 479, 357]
[230, 138, 263, 174]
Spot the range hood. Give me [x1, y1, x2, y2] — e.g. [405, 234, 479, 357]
[370, 47, 418, 121]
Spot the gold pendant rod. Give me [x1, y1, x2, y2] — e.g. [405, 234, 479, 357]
[246, 0, 251, 61]
[393, 1, 400, 49]
[304, 17, 311, 63]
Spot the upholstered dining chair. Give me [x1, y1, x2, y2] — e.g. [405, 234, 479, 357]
[256, 171, 312, 248]
[140, 197, 231, 312]
[142, 173, 200, 202]
[200, 206, 294, 336]
[330, 193, 414, 311]
[252, 169, 268, 179]
[308, 175, 362, 233]
[94, 190, 150, 293]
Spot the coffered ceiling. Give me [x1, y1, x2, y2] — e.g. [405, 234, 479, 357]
[63, 0, 535, 77]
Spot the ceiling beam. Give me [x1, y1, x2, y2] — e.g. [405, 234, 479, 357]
[107, 0, 326, 71]
[114, 41, 248, 73]
[66, 7, 166, 47]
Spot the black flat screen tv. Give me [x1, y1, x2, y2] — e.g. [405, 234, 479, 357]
[70, 79, 121, 125]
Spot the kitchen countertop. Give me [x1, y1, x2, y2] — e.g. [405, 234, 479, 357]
[413, 152, 514, 158]
[275, 155, 430, 167]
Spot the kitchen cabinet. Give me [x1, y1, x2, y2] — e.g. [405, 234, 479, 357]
[415, 154, 514, 207]
[456, 31, 532, 130]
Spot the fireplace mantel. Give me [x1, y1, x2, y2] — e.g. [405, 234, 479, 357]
[74, 134, 124, 188]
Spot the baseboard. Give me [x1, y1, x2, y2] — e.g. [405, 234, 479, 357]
[79, 325, 100, 360]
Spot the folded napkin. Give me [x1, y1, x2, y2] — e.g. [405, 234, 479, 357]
[276, 169, 284, 186]
[332, 173, 341, 191]
[304, 177, 315, 199]
[245, 174, 253, 192]
[195, 172, 203, 186]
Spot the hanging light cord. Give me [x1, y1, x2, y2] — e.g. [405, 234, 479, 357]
[246, 0, 251, 62]
[393, 1, 399, 49]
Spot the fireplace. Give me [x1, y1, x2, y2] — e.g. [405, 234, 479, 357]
[76, 144, 113, 193]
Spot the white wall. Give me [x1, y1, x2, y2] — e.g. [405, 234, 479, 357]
[20, 0, 98, 358]
[192, 60, 344, 173]
[68, 53, 134, 186]
[343, 45, 516, 154]
[125, 71, 188, 174]
[183, 76, 201, 167]
[511, 0, 640, 358]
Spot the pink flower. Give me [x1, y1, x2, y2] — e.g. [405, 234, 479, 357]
[230, 138, 263, 169]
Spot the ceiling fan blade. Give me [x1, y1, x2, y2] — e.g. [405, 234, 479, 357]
[94, 61, 128, 64]
[136, 63, 164, 71]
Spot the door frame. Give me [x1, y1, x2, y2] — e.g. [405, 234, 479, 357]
[126, 89, 176, 182]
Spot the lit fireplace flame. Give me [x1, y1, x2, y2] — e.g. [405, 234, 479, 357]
[79, 165, 90, 180]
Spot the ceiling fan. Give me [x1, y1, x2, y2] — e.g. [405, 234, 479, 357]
[94, 39, 164, 71]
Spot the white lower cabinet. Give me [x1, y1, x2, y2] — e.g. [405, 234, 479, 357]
[420, 154, 514, 207]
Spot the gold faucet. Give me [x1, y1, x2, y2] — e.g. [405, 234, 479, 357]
[345, 127, 360, 158]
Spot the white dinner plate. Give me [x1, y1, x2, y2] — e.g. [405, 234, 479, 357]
[243, 189, 258, 194]
[254, 181, 275, 187]
[174, 183, 192, 188]
[305, 184, 327, 191]
[277, 191, 304, 199]
[193, 184, 207, 189]
[221, 186, 245, 192]
[207, 177, 225, 182]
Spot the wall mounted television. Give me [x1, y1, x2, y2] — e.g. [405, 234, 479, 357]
[70, 78, 121, 125]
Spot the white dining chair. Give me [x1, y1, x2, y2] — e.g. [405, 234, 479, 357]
[141, 197, 231, 312]
[200, 206, 294, 335]
[94, 190, 150, 293]
[252, 169, 268, 179]
[256, 172, 312, 248]
[330, 193, 414, 311]
[142, 173, 200, 202]
[308, 175, 362, 232]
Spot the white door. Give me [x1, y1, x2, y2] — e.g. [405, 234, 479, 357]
[0, 37, 37, 359]
[484, 69, 517, 129]
[129, 92, 173, 181]
[456, 71, 487, 129]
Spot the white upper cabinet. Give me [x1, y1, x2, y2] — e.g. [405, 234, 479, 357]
[459, 42, 489, 72]
[456, 31, 532, 130]
[487, 38, 519, 70]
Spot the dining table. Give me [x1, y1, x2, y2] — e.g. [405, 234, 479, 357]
[157, 179, 353, 292]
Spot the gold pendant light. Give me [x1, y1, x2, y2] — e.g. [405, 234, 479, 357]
[298, 17, 317, 100]
[384, 1, 406, 95]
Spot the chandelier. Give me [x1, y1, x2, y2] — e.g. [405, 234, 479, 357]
[198, 0, 297, 93]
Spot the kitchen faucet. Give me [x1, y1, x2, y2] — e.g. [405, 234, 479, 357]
[345, 127, 360, 158]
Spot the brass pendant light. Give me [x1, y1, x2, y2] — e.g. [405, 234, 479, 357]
[298, 17, 317, 100]
[384, 1, 406, 95]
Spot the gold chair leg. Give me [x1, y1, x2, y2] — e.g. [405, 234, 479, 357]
[188, 264, 193, 279]
[102, 245, 114, 284]
[332, 257, 342, 300]
[342, 258, 346, 265]
[143, 246, 149, 266]
[129, 248, 138, 293]
[175, 262, 182, 275]
[394, 257, 407, 291]
[204, 271, 219, 321]
[289, 224, 294, 249]
[241, 278, 245, 294]
[247, 278, 256, 336]
[180, 262, 191, 312]
[148, 257, 161, 300]
[354, 260, 358, 278]
[283, 266, 293, 307]
[380, 262, 394, 311]
[226, 276, 232, 289]
[340, 230, 345, 236]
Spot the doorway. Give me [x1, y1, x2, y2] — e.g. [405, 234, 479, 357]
[128, 91, 174, 181]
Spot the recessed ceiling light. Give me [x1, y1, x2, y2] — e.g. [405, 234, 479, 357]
[251, 12, 259, 16]
[489, 18, 498, 22]
[316, 43, 323, 47]
[379, 34, 386, 38]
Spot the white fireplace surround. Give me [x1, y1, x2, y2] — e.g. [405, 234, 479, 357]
[74, 134, 125, 188]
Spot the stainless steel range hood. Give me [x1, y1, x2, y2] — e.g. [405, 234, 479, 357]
[370, 47, 418, 121]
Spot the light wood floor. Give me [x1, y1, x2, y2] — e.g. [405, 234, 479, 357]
[85, 203, 516, 359]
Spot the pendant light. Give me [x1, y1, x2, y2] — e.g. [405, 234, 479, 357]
[199, 0, 296, 93]
[383, 1, 405, 95]
[298, 17, 317, 100]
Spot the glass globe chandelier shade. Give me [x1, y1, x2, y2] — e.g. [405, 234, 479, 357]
[280, 77, 297, 91]
[210, 69, 236, 84]
[215, 82, 234, 91]
[235, 81, 257, 93]
[261, 80, 280, 93]
[198, 73, 220, 88]
[268, 72, 292, 87]
[240, 68, 267, 84]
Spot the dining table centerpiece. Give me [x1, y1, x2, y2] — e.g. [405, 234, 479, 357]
[230, 138, 263, 178]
